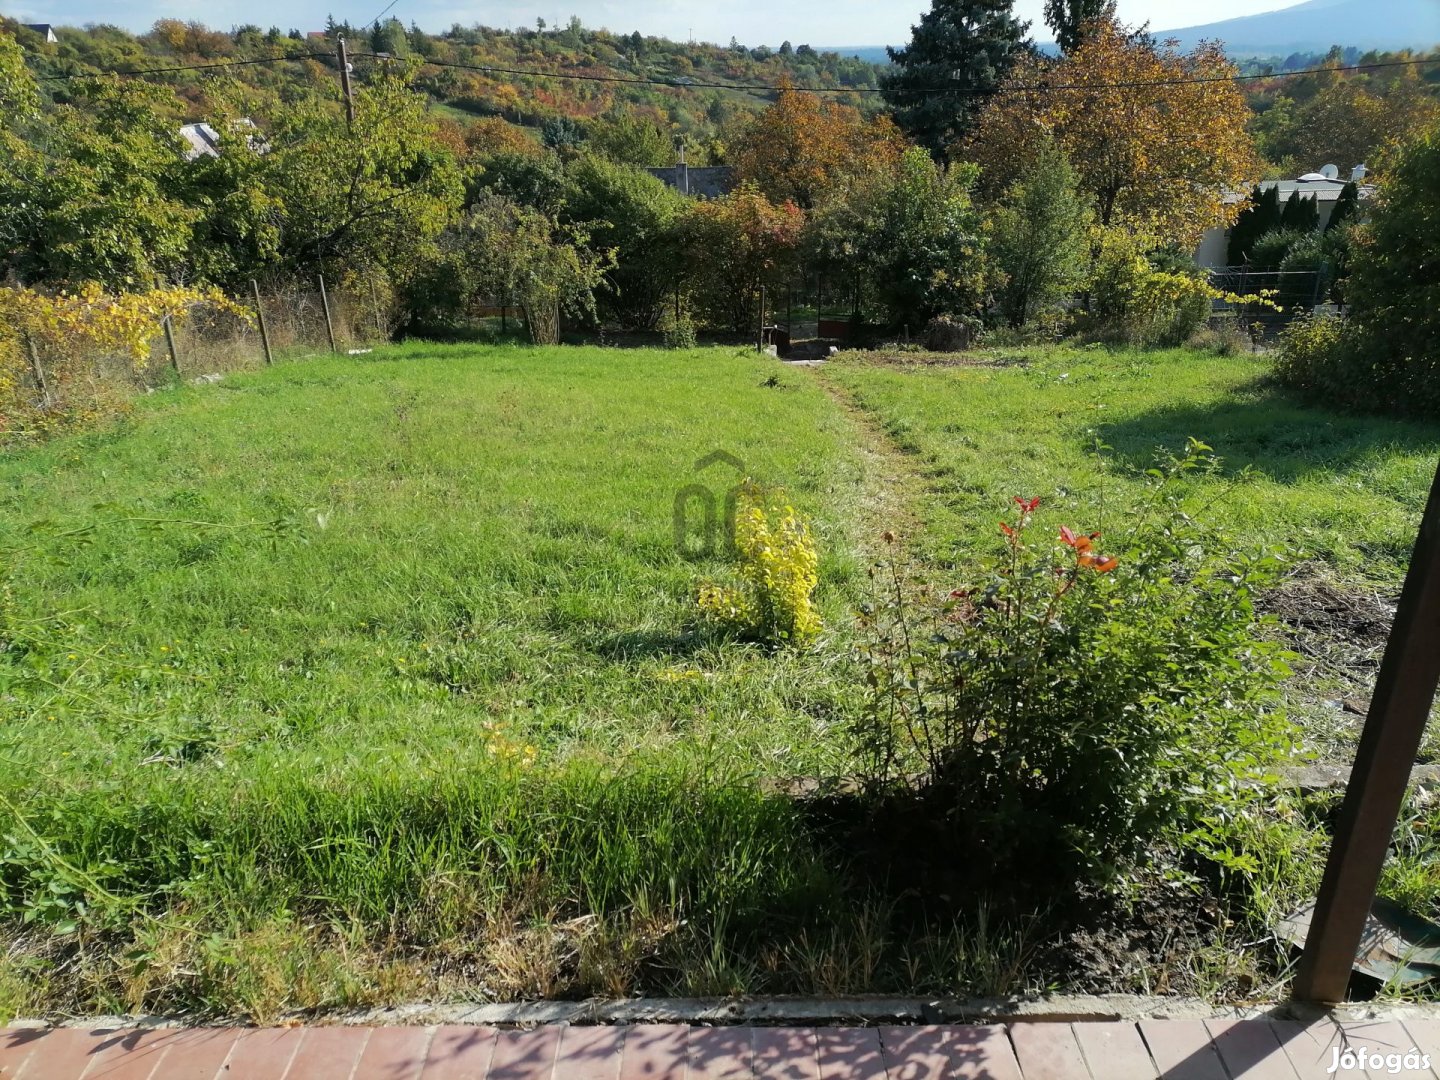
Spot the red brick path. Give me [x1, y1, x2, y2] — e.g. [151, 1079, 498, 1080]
[2, 1018, 1437, 1079]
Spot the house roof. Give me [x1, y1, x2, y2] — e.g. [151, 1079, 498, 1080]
[645, 165, 736, 199]
[178, 118, 265, 161]
[1224, 176, 1376, 204]
[179, 122, 222, 160]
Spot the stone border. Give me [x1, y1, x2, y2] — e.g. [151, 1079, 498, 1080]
[22, 994, 1440, 1031]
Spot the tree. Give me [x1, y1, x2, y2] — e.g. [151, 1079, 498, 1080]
[964, 17, 1260, 248]
[1255, 72, 1440, 174]
[541, 115, 585, 153]
[863, 147, 988, 326]
[1326, 180, 1359, 232]
[682, 183, 804, 333]
[266, 71, 463, 281]
[587, 111, 672, 167]
[449, 192, 608, 344]
[370, 17, 408, 55]
[563, 156, 686, 330]
[5, 76, 195, 288]
[0, 32, 42, 275]
[470, 151, 568, 217]
[731, 81, 904, 208]
[988, 138, 1093, 327]
[882, 0, 1030, 159]
[1343, 123, 1440, 410]
[1043, 0, 1115, 54]
[174, 96, 284, 291]
[1226, 184, 1282, 266]
[1279, 190, 1319, 233]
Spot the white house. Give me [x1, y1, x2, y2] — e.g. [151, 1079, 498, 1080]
[1194, 165, 1373, 269]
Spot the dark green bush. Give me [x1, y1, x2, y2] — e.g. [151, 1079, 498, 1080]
[1273, 123, 1440, 418]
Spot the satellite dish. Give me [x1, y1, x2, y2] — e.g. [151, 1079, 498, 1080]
[1320, 164, 1340, 180]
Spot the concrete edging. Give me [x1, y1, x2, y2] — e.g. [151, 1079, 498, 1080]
[21, 994, 1440, 1031]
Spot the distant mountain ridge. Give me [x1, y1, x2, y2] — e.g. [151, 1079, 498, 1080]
[827, 0, 1439, 65]
[1154, 0, 1440, 55]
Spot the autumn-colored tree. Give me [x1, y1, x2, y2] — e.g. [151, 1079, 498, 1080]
[963, 17, 1260, 248]
[463, 117, 543, 160]
[1256, 71, 1440, 173]
[682, 183, 804, 332]
[731, 80, 904, 208]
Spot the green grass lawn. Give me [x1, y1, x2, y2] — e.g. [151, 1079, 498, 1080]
[4, 340, 1440, 1018]
[0, 343, 881, 1018]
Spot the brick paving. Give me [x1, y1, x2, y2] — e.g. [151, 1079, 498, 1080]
[1, 1017, 1437, 1079]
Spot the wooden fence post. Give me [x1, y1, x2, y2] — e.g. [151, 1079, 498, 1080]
[22, 332, 50, 406]
[318, 274, 337, 353]
[162, 314, 180, 374]
[1293, 456, 1440, 1001]
[251, 280, 273, 366]
[370, 279, 384, 340]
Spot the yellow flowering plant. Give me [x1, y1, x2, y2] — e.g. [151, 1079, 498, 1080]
[697, 480, 821, 647]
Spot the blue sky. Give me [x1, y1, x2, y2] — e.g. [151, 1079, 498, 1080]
[3, 0, 1300, 48]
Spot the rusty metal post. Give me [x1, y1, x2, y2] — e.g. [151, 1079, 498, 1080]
[1293, 457, 1440, 1002]
[318, 273, 337, 353]
[251, 280, 274, 366]
[757, 286, 766, 353]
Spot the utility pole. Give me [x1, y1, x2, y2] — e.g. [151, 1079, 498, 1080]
[337, 36, 355, 130]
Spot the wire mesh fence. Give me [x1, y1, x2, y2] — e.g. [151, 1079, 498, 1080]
[19, 282, 392, 401]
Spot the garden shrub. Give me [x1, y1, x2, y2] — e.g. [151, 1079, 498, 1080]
[922, 314, 980, 352]
[855, 443, 1295, 887]
[698, 481, 821, 647]
[1272, 313, 1357, 401]
[0, 283, 248, 440]
[1280, 122, 1440, 418]
[662, 311, 698, 350]
[1077, 229, 1214, 347]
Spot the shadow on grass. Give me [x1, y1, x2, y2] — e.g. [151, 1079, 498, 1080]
[589, 625, 730, 661]
[1099, 378, 1440, 484]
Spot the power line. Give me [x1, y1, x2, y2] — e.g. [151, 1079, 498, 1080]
[365, 0, 401, 30]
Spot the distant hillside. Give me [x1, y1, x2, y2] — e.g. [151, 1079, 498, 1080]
[1156, 0, 1440, 55]
[5, 17, 885, 157]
